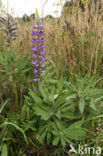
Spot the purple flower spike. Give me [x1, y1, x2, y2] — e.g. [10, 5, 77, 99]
[31, 21, 46, 85]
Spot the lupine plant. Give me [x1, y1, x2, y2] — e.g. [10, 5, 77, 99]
[31, 17, 46, 88]
[0, 14, 18, 46]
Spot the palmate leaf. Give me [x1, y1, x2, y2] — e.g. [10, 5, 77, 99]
[29, 89, 42, 105]
[35, 105, 50, 120]
[39, 121, 52, 142]
[53, 120, 86, 144]
[65, 127, 87, 140]
[52, 121, 75, 146]
[64, 120, 87, 140]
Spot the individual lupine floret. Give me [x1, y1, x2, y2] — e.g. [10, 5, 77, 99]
[31, 23, 46, 83]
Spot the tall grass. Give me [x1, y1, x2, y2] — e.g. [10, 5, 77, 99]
[4, 0, 102, 80]
[0, 0, 103, 155]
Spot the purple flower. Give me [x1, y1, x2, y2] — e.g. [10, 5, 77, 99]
[33, 78, 37, 82]
[37, 26, 44, 30]
[40, 38, 45, 42]
[39, 31, 45, 36]
[35, 18, 42, 24]
[31, 31, 45, 36]
[31, 21, 46, 85]
[40, 44, 46, 49]
[32, 52, 37, 58]
[31, 46, 35, 51]
[34, 69, 38, 73]
[40, 50, 45, 55]
[41, 63, 46, 67]
[41, 70, 46, 76]
[32, 38, 37, 43]
[32, 60, 36, 64]
[32, 25, 37, 29]
[37, 38, 45, 43]
[31, 31, 38, 36]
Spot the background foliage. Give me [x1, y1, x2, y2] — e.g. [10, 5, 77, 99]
[0, 0, 103, 155]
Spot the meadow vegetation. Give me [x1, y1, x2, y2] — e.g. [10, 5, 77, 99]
[0, 0, 103, 155]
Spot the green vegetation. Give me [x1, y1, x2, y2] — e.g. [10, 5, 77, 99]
[0, 0, 103, 155]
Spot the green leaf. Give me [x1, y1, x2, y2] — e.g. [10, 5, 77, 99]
[61, 104, 74, 112]
[53, 136, 60, 146]
[56, 79, 64, 94]
[62, 112, 80, 119]
[67, 120, 84, 129]
[0, 119, 8, 139]
[90, 99, 97, 111]
[1, 144, 8, 156]
[46, 79, 59, 84]
[29, 89, 42, 104]
[0, 99, 10, 114]
[34, 103, 52, 120]
[55, 92, 69, 106]
[39, 85, 48, 101]
[2, 122, 28, 144]
[65, 121, 87, 140]
[40, 131, 47, 141]
[21, 104, 28, 121]
[65, 94, 77, 101]
[66, 127, 87, 140]
[79, 98, 85, 114]
[47, 132, 51, 144]
[61, 137, 66, 147]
